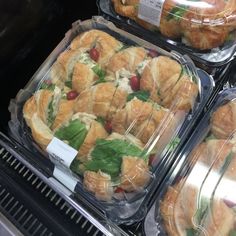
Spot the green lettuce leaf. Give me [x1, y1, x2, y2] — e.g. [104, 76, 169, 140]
[95, 116, 105, 126]
[70, 159, 84, 175]
[127, 90, 150, 102]
[65, 80, 72, 88]
[92, 65, 107, 84]
[186, 228, 197, 236]
[39, 82, 55, 91]
[166, 137, 180, 152]
[229, 230, 236, 236]
[54, 119, 88, 150]
[47, 100, 55, 127]
[166, 5, 188, 21]
[84, 138, 146, 178]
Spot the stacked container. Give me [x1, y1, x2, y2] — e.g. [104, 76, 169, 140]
[97, 0, 236, 74]
[144, 82, 236, 235]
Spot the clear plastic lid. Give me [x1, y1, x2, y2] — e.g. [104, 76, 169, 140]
[145, 87, 236, 235]
[8, 16, 213, 224]
[98, 0, 236, 66]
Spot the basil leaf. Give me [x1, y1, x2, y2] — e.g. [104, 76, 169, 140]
[84, 138, 145, 178]
[127, 90, 150, 102]
[55, 119, 88, 150]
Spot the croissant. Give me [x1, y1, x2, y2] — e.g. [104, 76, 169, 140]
[23, 95, 37, 127]
[160, 180, 197, 236]
[211, 101, 236, 139]
[119, 156, 150, 191]
[180, 0, 229, 50]
[225, 0, 236, 31]
[112, 0, 138, 20]
[30, 113, 54, 150]
[111, 98, 179, 152]
[83, 170, 113, 201]
[34, 89, 55, 125]
[72, 62, 98, 93]
[74, 82, 127, 119]
[106, 46, 148, 76]
[161, 179, 235, 236]
[51, 99, 75, 131]
[54, 112, 108, 162]
[77, 118, 108, 162]
[140, 56, 198, 110]
[24, 86, 78, 131]
[50, 48, 88, 85]
[70, 29, 123, 67]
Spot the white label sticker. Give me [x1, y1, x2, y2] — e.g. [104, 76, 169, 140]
[138, 0, 165, 27]
[46, 137, 78, 168]
[53, 166, 78, 192]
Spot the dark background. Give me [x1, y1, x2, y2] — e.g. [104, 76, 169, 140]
[0, 0, 98, 131]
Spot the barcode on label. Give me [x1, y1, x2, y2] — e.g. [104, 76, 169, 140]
[46, 137, 78, 168]
[138, 0, 165, 27]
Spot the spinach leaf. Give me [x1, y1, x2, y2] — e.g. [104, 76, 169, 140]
[127, 90, 150, 102]
[84, 139, 145, 178]
[55, 119, 88, 150]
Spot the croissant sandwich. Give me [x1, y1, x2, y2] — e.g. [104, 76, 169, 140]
[112, 0, 236, 50]
[72, 132, 151, 201]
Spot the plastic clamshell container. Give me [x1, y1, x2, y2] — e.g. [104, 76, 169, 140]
[8, 16, 214, 224]
[97, 0, 236, 68]
[144, 87, 236, 235]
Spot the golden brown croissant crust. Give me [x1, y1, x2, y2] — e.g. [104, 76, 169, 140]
[211, 100, 236, 139]
[112, 0, 236, 50]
